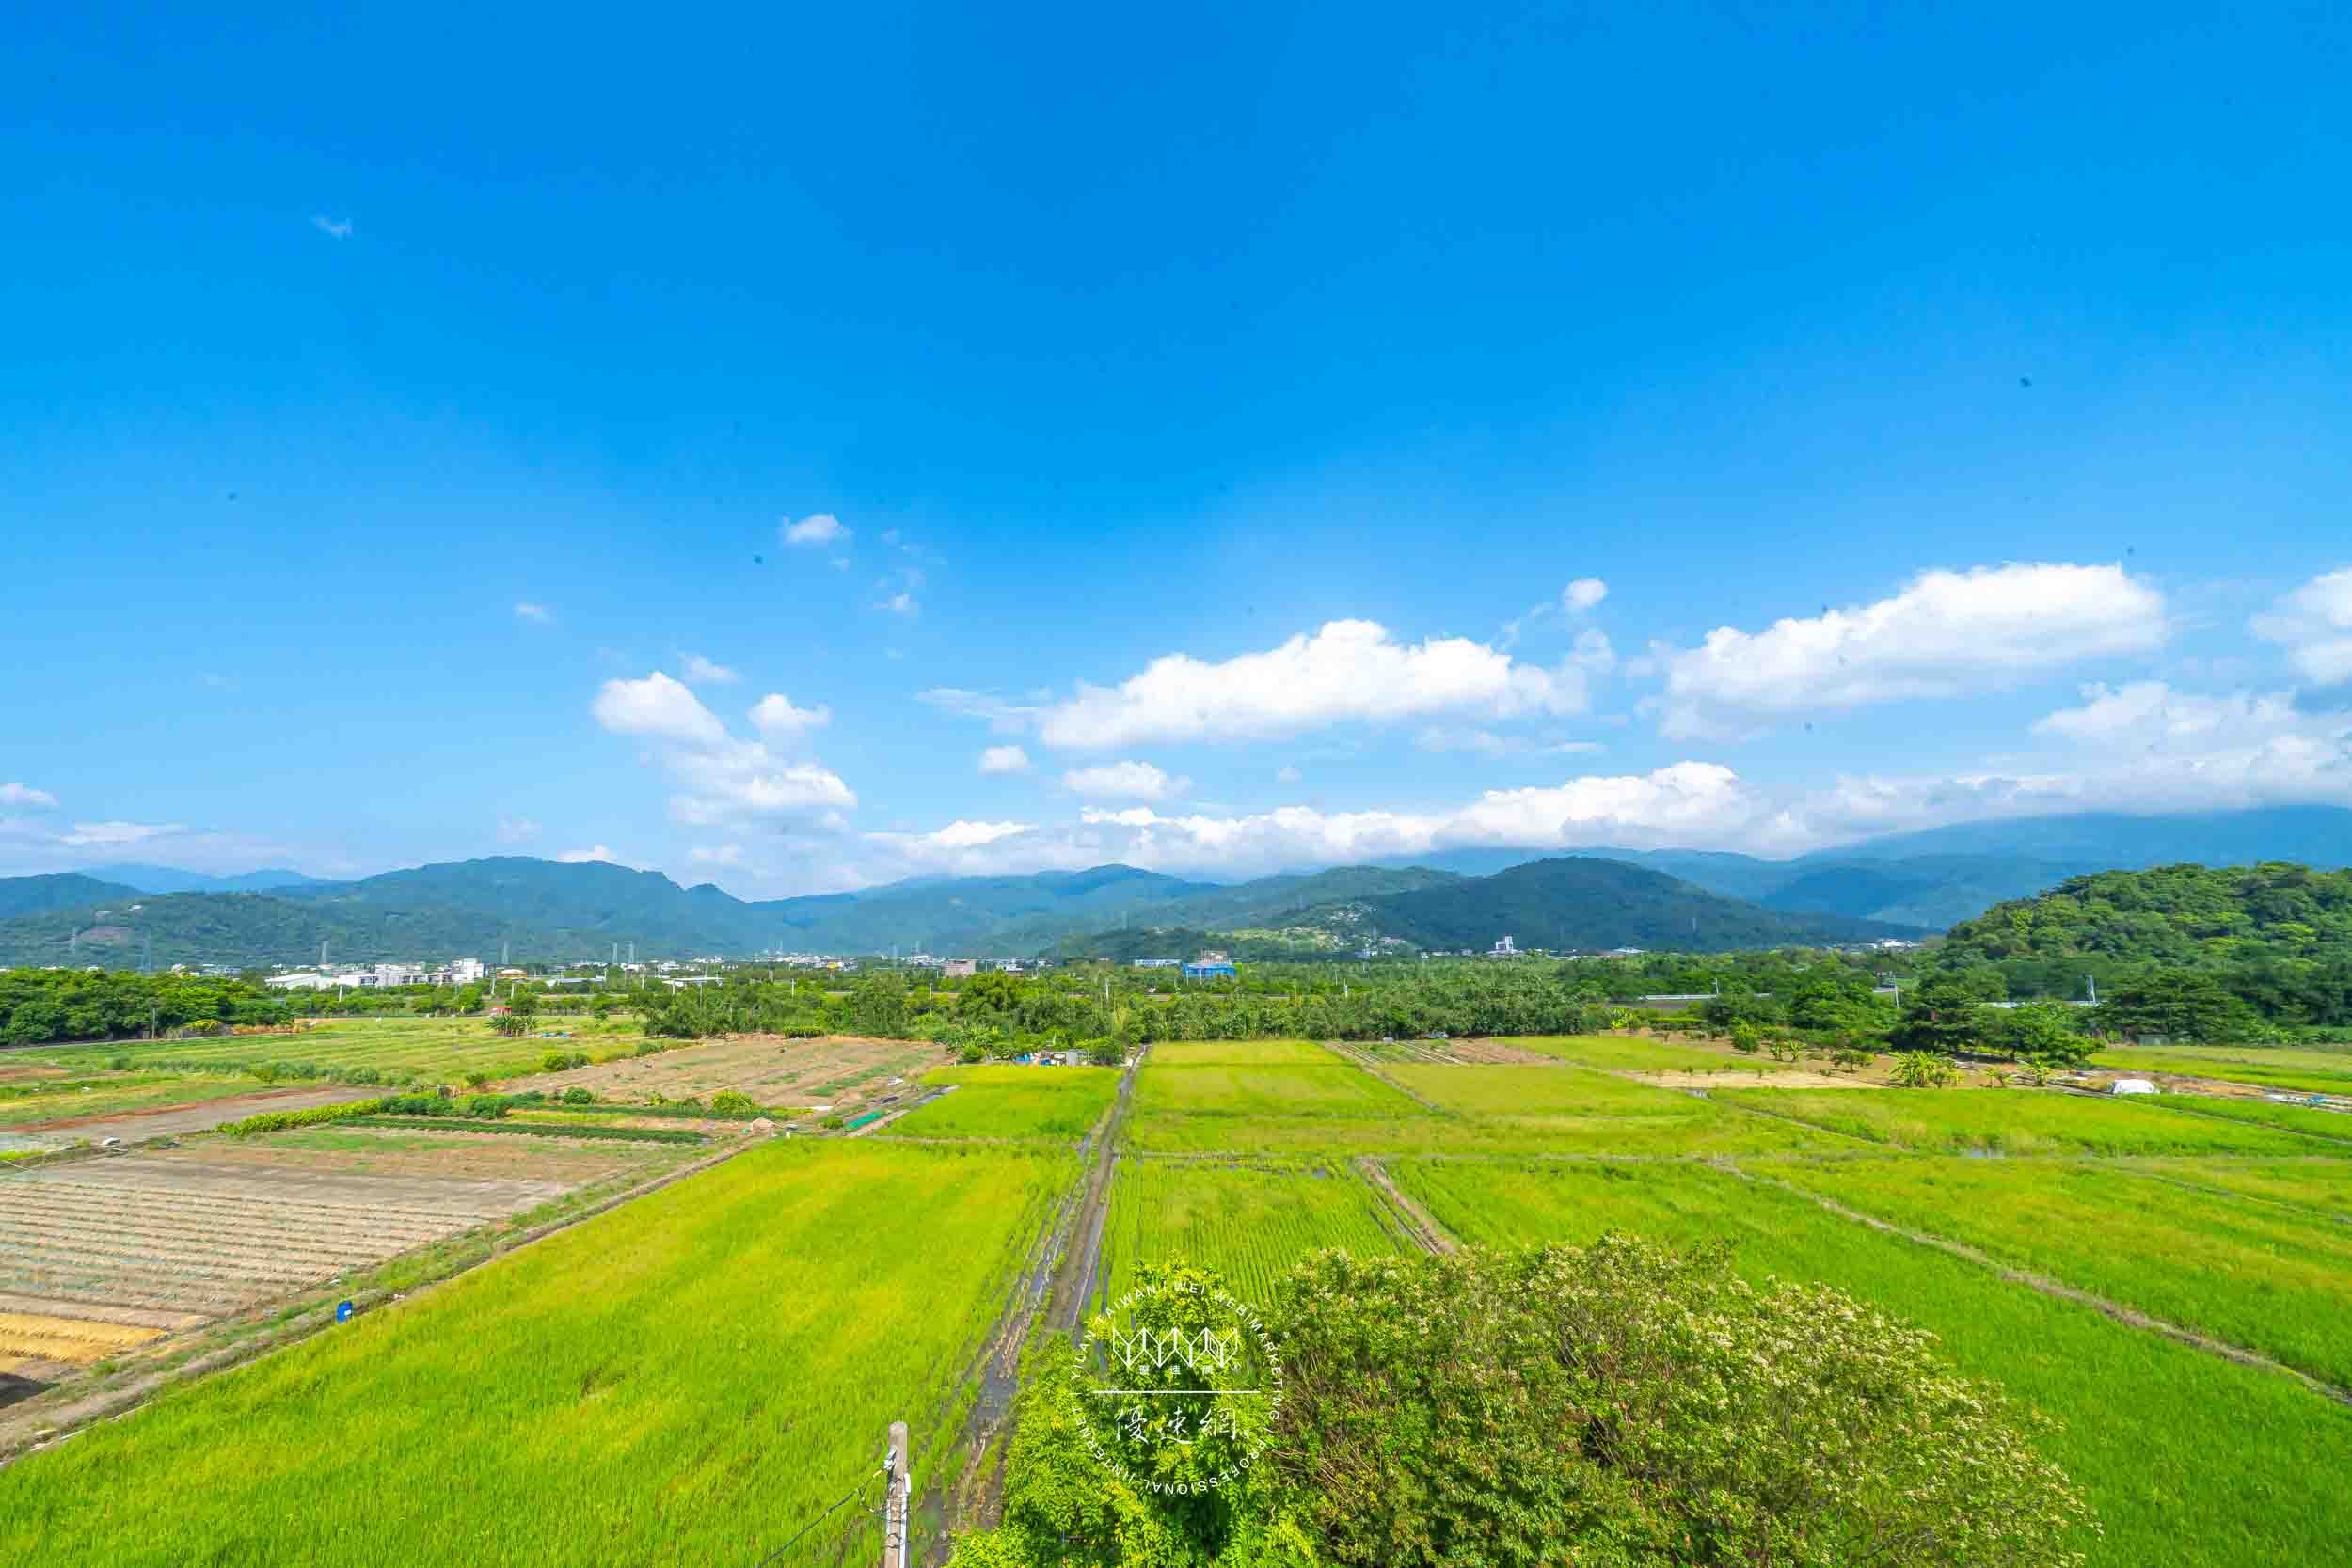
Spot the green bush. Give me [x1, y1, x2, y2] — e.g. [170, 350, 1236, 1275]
[708, 1090, 755, 1114]
[562, 1086, 596, 1105]
[820, 1115, 845, 1130]
[218, 1097, 391, 1137]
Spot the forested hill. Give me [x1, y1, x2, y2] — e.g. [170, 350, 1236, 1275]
[1938, 863, 2352, 967]
[1327, 857, 1925, 953]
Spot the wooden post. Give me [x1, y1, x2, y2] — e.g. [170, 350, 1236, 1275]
[882, 1418, 910, 1568]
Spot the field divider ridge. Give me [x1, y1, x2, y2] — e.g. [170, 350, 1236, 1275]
[1724, 1160, 2352, 1410]
[1352, 1157, 1457, 1254]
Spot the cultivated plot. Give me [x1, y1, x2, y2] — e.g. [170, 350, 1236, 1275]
[1757, 1154, 2352, 1389]
[1713, 1086, 2344, 1157]
[1099, 1157, 1407, 1306]
[0, 1141, 1075, 1568]
[31, 1016, 652, 1086]
[884, 1064, 1121, 1142]
[2094, 1045, 2352, 1098]
[1146, 1039, 1341, 1067]
[1133, 1062, 1422, 1118]
[1499, 1033, 1803, 1075]
[1387, 1157, 2352, 1568]
[515, 1033, 949, 1108]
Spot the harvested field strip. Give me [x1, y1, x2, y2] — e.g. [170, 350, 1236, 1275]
[0, 1216, 405, 1274]
[1386, 1156, 2352, 1568]
[7, 1181, 513, 1229]
[0, 1313, 162, 1371]
[0, 1141, 1079, 1567]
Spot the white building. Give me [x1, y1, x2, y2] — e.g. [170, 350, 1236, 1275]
[943, 958, 977, 978]
[1491, 936, 1517, 956]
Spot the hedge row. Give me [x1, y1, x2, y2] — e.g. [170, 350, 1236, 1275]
[549, 1101, 797, 1122]
[344, 1117, 707, 1145]
[218, 1097, 392, 1137]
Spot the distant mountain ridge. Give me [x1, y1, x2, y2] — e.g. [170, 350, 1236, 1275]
[84, 863, 330, 895]
[6, 805, 2347, 967]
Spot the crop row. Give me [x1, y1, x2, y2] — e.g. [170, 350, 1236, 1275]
[1386, 1157, 2352, 1568]
[1100, 1157, 1407, 1307]
[345, 1116, 708, 1145]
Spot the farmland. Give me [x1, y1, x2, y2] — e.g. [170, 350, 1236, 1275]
[1500, 1032, 1804, 1075]
[25, 1014, 656, 1086]
[1711, 1085, 2345, 1156]
[0, 1141, 1073, 1566]
[1757, 1155, 2352, 1388]
[2093, 1043, 2352, 1097]
[1131, 1059, 1423, 1117]
[1097, 1157, 1407, 1304]
[883, 1064, 1121, 1142]
[1388, 1157, 2352, 1568]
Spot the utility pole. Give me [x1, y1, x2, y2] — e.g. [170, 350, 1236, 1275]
[882, 1419, 910, 1568]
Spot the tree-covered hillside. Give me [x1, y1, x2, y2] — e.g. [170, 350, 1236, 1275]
[1940, 863, 2352, 967]
[0, 872, 142, 919]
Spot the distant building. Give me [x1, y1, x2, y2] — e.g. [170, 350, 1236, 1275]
[943, 958, 977, 978]
[1183, 960, 1238, 979]
[448, 958, 486, 985]
[1491, 935, 1517, 956]
[1133, 958, 1182, 969]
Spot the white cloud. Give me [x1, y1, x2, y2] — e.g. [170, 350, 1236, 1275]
[690, 844, 743, 866]
[593, 672, 728, 747]
[556, 845, 617, 863]
[924, 819, 1033, 847]
[748, 692, 832, 736]
[1565, 578, 1609, 612]
[495, 816, 541, 845]
[978, 744, 1033, 775]
[1039, 619, 1592, 750]
[1061, 760, 1191, 800]
[876, 593, 919, 618]
[514, 601, 553, 623]
[1658, 562, 2168, 738]
[592, 672, 855, 827]
[920, 689, 1038, 734]
[782, 513, 849, 546]
[60, 820, 184, 847]
[1276, 765, 1302, 784]
[0, 783, 57, 809]
[679, 653, 740, 686]
[310, 214, 353, 240]
[2250, 568, 2352, 686]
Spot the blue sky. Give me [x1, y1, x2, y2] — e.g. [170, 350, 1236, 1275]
[5, 2, 2348, 895]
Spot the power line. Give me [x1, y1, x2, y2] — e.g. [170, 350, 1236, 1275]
[750, 1454, 889, 1568]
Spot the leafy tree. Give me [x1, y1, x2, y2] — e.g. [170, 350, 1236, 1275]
[1983, 1000, 2103, 1068]
[1890, 1050, 1959, 1088]
[1888, 974, 1994, 1054]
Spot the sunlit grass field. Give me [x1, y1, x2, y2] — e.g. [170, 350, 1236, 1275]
[0, 1140, 1072, 1567]
[884, 1063, 1121, 1141]
[1387, 1156, 2352, 1568]
[28, 1014, 651, 1086]
[1100, 1157, 1406, 1305]
[1133, 1060, 1422, 1118]
[1713, 1085, 2341, 1156]
[1498, 1033, 1800, 1074]
[2094, 1043, 2352, 1096]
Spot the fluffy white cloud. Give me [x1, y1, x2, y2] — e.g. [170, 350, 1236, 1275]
[556, 845, 617, 863]
[1565, 578, 1609, 612]
[1061, 760, 1190, 800]
[925, 819, 1033, 847]
[593, 672, 854, 827]
[514, 601, 552, 623]
[2251, 568, 2352, 686]
[593, 673, 728, 748]
[679, 653, 740, 686]
[876, 593, 919, 618]
[748, 693, 832, 736]
[0, 783, 57, 809]
[495, 815, 541, 845]
[978, 745, 1033, 774]
[782, 513, 849, 546]
[1658, 563, 2167, 737]
[1039, 620, 1591, 750]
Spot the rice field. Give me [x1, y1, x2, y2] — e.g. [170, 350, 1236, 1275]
[1387, 1157, 2352, 1568]
[1500, 1033, 1801, 1074]
[1712, 1086, 2340, 1156]
[1380, 1062, 1706, 1116]
[2094, 1044, 2352, 1096]
[1122, 1102, 1841, 1158]
[1146, 1039, 1340, 1067]
[2134, 1155, 2352, 1220]
[1131, 1060, 1422, 1118]
[1757, 1155, 2352, 1388]
[1097, 1157, 1407, 1305]
[2137, 1093, 2352, 1144]
[0, 1140, 1074, 1566]
[28, 1015, 654, 1086]
[882, 1064, 1121, 1141]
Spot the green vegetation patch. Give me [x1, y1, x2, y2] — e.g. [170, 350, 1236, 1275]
[1132, 1061, 1422, 1118]
[1146, 1039, 1340, 1067]
[1759, 1155, 2352, 1389]
[1713, 1086, 2335, 1157]
[2096, 1046, 2352, 1097]
[2140, 1093, 2352, 1145]
[1500, 1033, 1798, 1074]
[0, 1073, 267, 1127]
[1386, 1157, 2352, 1568]
[1100, 1158, 1407, 1305]
[886, 1066, 1120, 1141]
[1384, 1062, 1706, 1117]
[0, 1140, 1074, 1566]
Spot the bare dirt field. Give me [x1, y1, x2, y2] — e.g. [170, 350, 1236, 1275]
[1327, 1037, 1562, 1066]
[0, 1125, 693, 1388]
[507, 1033, 952, 1109]
[1639, 1069, 1868, 1090]
[23, 1084, 379, 1142]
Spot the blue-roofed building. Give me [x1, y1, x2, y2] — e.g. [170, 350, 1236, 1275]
[1182, 950, 1237, 979]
